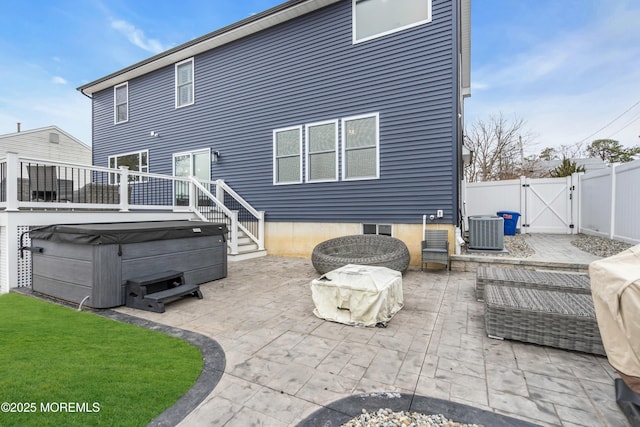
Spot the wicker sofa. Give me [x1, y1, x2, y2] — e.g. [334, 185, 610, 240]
[478, 266, 605, 355]
[475, 266, 591, 301]
[311, 235, 410, 274]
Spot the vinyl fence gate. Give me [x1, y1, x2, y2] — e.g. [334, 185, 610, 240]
[463, 175, 580, 235]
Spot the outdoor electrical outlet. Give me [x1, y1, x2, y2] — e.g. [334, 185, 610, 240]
[437, 210, 444, 218]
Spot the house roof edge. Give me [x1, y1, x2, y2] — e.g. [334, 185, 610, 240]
[77, 0, 340, 95]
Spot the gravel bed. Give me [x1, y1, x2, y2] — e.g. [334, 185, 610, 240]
[461, 234, 534, 258]
[570, 234, 633, 257]
[462, 233, 632, 259]
[342, 408, 483, 427]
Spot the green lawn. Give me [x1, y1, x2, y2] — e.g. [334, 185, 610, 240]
[0, 293, 203, 427]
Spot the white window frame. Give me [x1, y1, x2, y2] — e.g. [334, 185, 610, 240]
[341, 112, 380, 181]
[362, 223, 393, 236]
[175, 58, 195, 108]
[305, 119, 339, 183]
[108, 149, 149, 184]
[352, 0, 433, 44]
[172, 148, 211, 207]
[273, 126, 303, 185]
[114, 82, 129, 124]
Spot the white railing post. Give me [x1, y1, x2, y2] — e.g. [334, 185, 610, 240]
[229, 210, 239, 255]
[3, 216, 20, 293]
[609, 164, 617, 240]
[188, 177, 197, 211]
[6, 152, 19, 211]
[215, 179, 225, 202]
[118, 166, 130, 212]
[257, 211, 265, 250]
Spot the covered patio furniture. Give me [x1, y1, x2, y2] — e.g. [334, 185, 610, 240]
[311, 264, 403, 327]
[589, 244, 640, 396]
[421, 229, 449, 270]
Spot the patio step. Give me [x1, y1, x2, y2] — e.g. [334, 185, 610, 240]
[227, 229, 267, 262]
[450, 253, 590, 273]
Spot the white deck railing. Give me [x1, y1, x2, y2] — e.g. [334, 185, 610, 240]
[0, 152, 265, 254]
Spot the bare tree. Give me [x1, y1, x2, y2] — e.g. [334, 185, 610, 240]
[557, 142, 586, 160]
[464, 113, 533, 182]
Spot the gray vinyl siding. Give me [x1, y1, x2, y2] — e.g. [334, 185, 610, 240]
[91, 0, 459, 224]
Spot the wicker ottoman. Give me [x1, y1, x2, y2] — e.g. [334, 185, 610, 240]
[311, 235, 410, 274]
[476, 266, 591, 301]
[484, 284, 605, 355]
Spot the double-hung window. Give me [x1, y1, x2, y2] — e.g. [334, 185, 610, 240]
[306, 120, 338, 182]
[353, 0, 432, 43]
[114, 82, 128, 123]
[273, 126, 302, 185]
[109, 150, 149, 183]
[342, 113, 379, 180]
[175, 58, 194, 108]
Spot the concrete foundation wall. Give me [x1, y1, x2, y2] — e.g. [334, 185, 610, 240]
[265, 222, 454, 267]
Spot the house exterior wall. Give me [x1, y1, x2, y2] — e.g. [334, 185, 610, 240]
[0, 127, 91, 165]
[265, 221, 453, 266]
[90, 0, 462, 227]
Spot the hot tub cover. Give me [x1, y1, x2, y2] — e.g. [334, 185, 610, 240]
[310, 264, 403, 327]
[590, 244, 640, 391]
[29, 221, 227, 245]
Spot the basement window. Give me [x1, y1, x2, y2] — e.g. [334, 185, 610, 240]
[363, 223, 392, 236]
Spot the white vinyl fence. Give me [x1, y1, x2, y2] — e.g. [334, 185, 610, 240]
[580, 160, 640, 244]
[462, 175, 578, 235]
[463, 159, 640, 244]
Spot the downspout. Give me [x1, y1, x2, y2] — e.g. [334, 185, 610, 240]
[79, 87, 92, 100]
[452, 0, 462, 254]
[78, 88, 94, 162]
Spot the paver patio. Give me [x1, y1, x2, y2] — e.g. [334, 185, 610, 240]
[115, 251, 631, 426]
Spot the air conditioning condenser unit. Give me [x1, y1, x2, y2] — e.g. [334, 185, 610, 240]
[468, 215, 504, 250]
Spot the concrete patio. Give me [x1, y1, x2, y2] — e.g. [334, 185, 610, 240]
[115, 235, 630, 426]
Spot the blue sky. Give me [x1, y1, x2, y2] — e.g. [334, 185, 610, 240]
[1, 0, 639, 155]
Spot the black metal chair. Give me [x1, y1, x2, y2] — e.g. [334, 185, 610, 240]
[421, 229, 450, 270]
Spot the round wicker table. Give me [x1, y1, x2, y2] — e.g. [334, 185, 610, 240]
[311, 235, 410, 274]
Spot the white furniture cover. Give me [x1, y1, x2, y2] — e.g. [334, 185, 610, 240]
[590, 244, 640, 392]
[310, 264, 403, 327]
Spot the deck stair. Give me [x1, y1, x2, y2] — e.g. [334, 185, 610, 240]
[190, 178, 266, 262]
[231, 229, 267, 261]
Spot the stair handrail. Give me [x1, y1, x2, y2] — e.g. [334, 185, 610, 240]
[215, 179, 263, 220]
[189, 177, 239, 255]
[212, 179, 264, 251]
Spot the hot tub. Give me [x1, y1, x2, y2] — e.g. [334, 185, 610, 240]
[29, 221, 227, 308]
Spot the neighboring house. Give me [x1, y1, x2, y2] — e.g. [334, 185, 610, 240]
[77, 0, 471, 262]
[0, 125, 91, 165]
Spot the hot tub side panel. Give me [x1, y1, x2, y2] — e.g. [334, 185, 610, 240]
[120, 235, 227, 287]
[31, 240, 122, 308]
